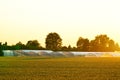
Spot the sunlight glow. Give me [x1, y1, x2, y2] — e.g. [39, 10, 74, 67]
[0, 0, 120, 46]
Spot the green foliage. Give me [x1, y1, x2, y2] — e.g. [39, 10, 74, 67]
[45, 32, 62, 51]
[15, 41, 26, 49]
[77, 37, 89, 51]
[0, 34, 120, 51]
[0, 42, 3, 56]
[89, 34, 117, 52]
[26, 40, 41, 49]
[0, 50, 3, 56]
[76, 34, 120, 52]
[61, 45, 77, 51]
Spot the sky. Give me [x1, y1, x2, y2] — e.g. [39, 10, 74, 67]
[0, 0, 120, 47]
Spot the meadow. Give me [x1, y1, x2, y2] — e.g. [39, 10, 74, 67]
[0, 56, 120, 80]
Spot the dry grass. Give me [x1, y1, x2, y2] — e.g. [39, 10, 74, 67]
[0, 56, 120, 80]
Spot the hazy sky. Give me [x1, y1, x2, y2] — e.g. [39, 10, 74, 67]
[0, 0, 120, 47]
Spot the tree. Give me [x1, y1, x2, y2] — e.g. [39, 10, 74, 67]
[90, 34, 109, 51]
[0, 42, 3, 56]
[61, 46, 68, 51]
[89, 40, 98, 51]
[68, 45, 72, 51]
[89, 34, 117, 52]
[45, 32, 62, 51]
[15, 41, 26, 49]
[3, 42, 7, 46]
[2, 42, 8, 50]
[61, 45, 72, 51]
[77, 37, 89, 51]
[108, 39, 115, 51]
[115, 43, 120, 51]
[26, 40, 41, 49]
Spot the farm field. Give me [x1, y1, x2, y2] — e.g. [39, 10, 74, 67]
[0, 57, 120, 80]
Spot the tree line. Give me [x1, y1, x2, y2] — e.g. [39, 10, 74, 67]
[0, 32, 120, 55]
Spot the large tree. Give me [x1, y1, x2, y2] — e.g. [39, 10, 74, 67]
[45, 32, 62, 51]
[77, 37, 89, 51]
[108, 39, 115, 51]
[15, 41, 26, 49]
[89, 34, 116, 52]
[26, 40, 41, 49]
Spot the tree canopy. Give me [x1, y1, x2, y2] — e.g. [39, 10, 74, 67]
[0, 33, 119, 53]
[77, 37, 89, 51]
[45, 32, 62, 51]
[89, 34, 118, 52]
[26, 40, 41, 49]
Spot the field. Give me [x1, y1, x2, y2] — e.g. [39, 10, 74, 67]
[0, 57, 120, 80]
